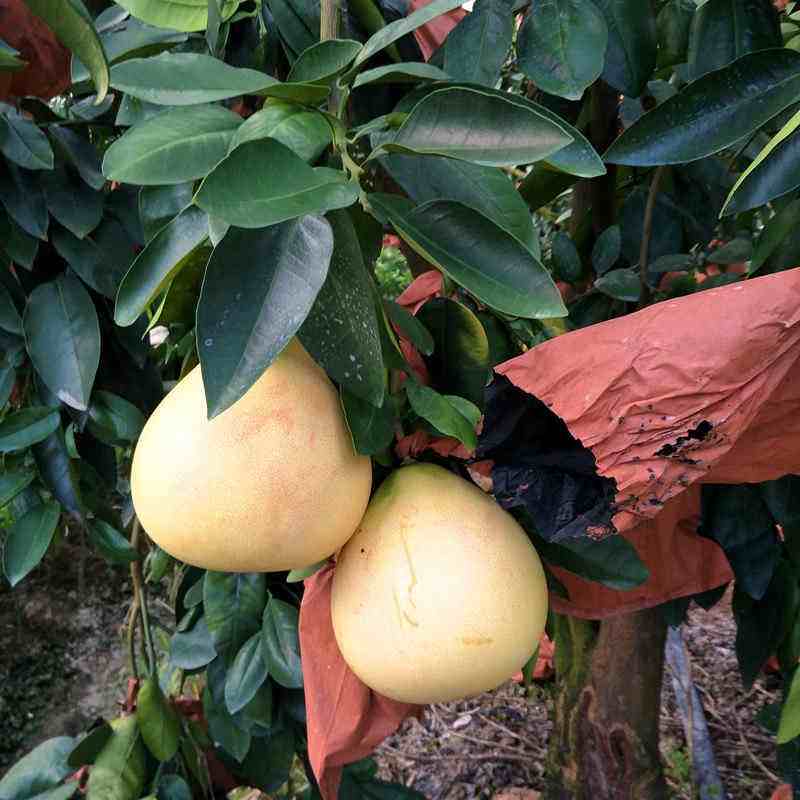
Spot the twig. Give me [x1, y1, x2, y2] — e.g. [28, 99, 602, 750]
[127, 602, 140, 679]
[377, 744, 534, 765]
[130, 517, 157, 676]
[320, 0, 340, 41]
[735, 709, 780, 783]
[638, 165, 666, 308]
[477, 713, 526, 743]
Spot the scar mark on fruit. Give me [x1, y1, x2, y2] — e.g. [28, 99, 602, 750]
[393, 530, 419, 628]
[461, 636, 494, 646]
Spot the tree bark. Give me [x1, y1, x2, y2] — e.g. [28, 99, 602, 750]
[546, 609, 669, 800]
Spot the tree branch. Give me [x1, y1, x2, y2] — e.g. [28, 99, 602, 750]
[638, 165, 666, 308]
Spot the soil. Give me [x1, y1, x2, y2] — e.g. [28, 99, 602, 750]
[0, 547, 782, 799]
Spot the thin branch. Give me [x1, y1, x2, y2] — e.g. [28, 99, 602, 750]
[320, 0, 340, 41]
[638, 165, 666, 308]
[130, 517, 157, 677]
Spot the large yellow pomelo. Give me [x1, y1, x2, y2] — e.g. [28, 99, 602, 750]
[131, 339, 372, 572]
[331, 463, 548, 704]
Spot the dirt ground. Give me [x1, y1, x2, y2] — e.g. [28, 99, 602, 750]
[0, 542, 782, 799]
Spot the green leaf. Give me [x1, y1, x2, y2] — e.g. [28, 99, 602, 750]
[85, 715, 147, 800]
[87, 519, 139, 564]
[204, 572, 267, 663]
[155, 775, 192, 800]
[113, 0, 239, 32]
[116, 94, 164, 126]
[0, 469, 35, 508]
[86, 391, 146, 445]
[237, 728, 295, 792]
[750, 197, 800, 274]
[203, 685, 252, 762]
[594, 267, 640, 302]
[707, 238, 752, 264]
[0, 40, 25, 71]
[441, 0, 513, 87]
[0, 216, 38, 269]
[591, 225, 621, 275]
[518, 0, 608, 101]
[405, 381, 476, 449]
[170, 617, 217, 669]
[25, 0, 109, 101]
[0, 737, 75, 800]
[3, 502, 60, 587]
[32, 427, 82, 517]
[286, 559, 327, 582]
[268, 0, 320, 58]
[0, 283, 22, 335]
[138, 183, 191, 244]
[49, 126, 104, 191]
[379, 152, 540, 257]
[550, 231, 582, 282]
[262, 595, 303, 688]
[103, 104, 242, 185]
[687, 0, 781, 80]
[0, 366, 14, 408]
[370, 194, 566, 319]
[115, 205, 208, 326]
[197, 216, 332, 418]
[0, 162, 48, 240]
[649, 253, 693, 273]
[352, 62, 450, 88]
[229, 103, 331, 165]
[778, 666, 800, 744]
[0, 408, 60, 453]
[0, 105, 53, 170]
[196, 140, 357, 228]
[385, 86, 572, 167]
[42, 166, 104, 239]
[288, 39, 362, 84]
[298, 209, 384, 406]
[341, 388, 395, 455]
[538, 533, 649, 590]
[415, 298, 489, 408]
[592, 0, 656, 97]
[67, 723, 113, 768]
[723, 106, 800, 216]
[656, 0, 695, 70]
[225, 632, 269, 714]
[52, 220, 135, 298]
[384, 301, 433, 355]
[605, 49, 800, 166]
[24, 274, 101, 411]
[72, 17, 187, 85]
[137, 678, 180, 762]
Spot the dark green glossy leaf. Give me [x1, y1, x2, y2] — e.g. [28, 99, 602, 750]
[379, 152, 540, 256]
[52, 219, 135, 298]
[352, 62, 450, 88]
[261, 595, 303, 688]
[537, 532, 649, 590]
[197, 216, 332, 418]
[137, 678, 180, 762]
[0, 162, 48, 240]
[0, 217, 38, 269]
[386, 86, 572, 166]
[24, 274, 100, 411]
[116, 94, 164, 126]
[751, 198, 800, 273]
[441, 0, 513, 87]
[0, 104, 53, 170]
[203, 685, 251, 762]
[0, 283, 22, 335]
[0, 365, 14, 408]
[204, 572, 267, 663]
[593, 0, 657, 97]
[406, 380, 476, 449]
[649, 253, 694, 273]
[155, 776, 191, 800]
[33, 428, 82, 516]
[114, 0, 238, 32]
[139, 183, 193, 243]
[708, 238, 751, 264]
[42, 166, 104, 239]
[341, 389, 395, 456]
[88, 519, 140, 564]
[225, 632, 268, 714]
[85, 715, 147, 800]
[229, 102, 331, 162]
[657, 0, 695, 69]
[103, 105, 241, 186]
[594, 267, 640, 302]
[0, 407, 60, 453]
[268, 0, 320, 58]
[384, 301, 433, 355]
[370, 194, 565, 319]
[237, 728, 295, 792]
[49, 126, 104, 190]
[67, 723, 113, 768]
[592, 225, 621, 275]
[550, 231, 582, 282]
[288, 39, 362, 84]
[170, 617, 217, 669]
[416, 298, 489, 408]
[0, 469, 35, 508]
[3, 502, 60, 587]
[195, 139, 357, 228]
[687, 0, 780, 80]
[25, 0, 109, 101]
[298, 209, 384, 406]
[115, 205, 208, 327]
[0, 737, 75, 800]
[518, 0, 608, 100]
[86, 391, 145, 445]
[605, 49, 800, 166]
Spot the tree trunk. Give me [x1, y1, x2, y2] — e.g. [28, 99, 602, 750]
[546, 609, 669, 800]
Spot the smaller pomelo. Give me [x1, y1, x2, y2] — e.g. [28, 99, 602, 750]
[331, 463, 548, 704]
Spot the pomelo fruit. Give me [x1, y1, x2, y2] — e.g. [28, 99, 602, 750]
[131, 339, 372, 572]
[331, 463, 548, 704]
